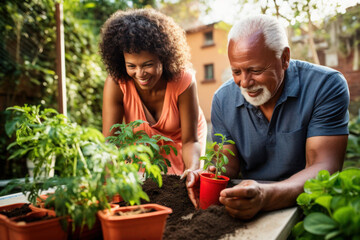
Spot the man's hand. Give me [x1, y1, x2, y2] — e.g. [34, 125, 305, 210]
[219, 180, 266, 220]
[182, 166, 216, 208]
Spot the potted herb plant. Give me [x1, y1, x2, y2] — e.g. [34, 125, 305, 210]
[199, 133, 235, 209]
[2, 105, 173, 239]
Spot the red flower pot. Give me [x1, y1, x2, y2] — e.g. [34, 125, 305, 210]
[199, 172, 230, 209]
[97, 203, 172, 240]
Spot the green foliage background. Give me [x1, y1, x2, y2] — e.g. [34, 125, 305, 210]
[0, 0, 155, 179]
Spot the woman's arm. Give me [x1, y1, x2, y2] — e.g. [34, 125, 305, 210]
[102, 75, 124, 138]
[178, 80, 202, 171]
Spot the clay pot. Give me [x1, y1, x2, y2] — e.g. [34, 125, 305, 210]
[0, 203, 31, 240]
[199, 172, 230, 210]
[0, 203, 67, 240]
[97, 203, 172, 240]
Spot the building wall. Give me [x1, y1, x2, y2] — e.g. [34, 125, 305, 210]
[187, 23, 360, 122]
[186, 25, 231, 122]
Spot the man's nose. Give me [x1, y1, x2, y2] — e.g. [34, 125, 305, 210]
[240, 73, 254, 89]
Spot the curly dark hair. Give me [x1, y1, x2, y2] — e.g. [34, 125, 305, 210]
[99, 8, 191, 83]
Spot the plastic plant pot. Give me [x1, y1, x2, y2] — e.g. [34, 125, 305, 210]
[97, 203, 172, 240]
[199, 172, 230, 210]
[5, 206, 67, 240]
[0, 203, 32, 240]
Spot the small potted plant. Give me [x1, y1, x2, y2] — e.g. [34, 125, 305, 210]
[199, 133, 235, 209]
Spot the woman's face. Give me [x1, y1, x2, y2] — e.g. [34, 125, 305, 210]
[124, 51, 163, 90]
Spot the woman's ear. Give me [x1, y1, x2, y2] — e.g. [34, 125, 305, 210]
[281, 47, 290, 70]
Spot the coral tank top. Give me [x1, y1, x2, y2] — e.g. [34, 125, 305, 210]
[118, 71, 207, 175]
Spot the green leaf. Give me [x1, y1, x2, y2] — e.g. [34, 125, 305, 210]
[333, 206, 354, 226]
[297, 192, 312, 206]
[304, 212, 338, 235]
[317, 170, 330, 181]
[224, 148, 235, 156]
[291, 221, 305, 238]
[315, 195, 332, 214]
[325, 230, 341, 240]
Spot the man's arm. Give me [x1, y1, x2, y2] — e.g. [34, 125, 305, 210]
[219, 135, 348, 219]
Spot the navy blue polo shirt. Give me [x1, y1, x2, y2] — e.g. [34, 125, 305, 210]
[211, 59, 350, 181]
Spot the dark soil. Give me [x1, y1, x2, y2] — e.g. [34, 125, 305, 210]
[140, 175, 247, 240]
[13, 213, 55, 223]
[0, 203, 32, 218]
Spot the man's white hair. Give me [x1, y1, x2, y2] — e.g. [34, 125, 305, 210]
[228, 14, 289, 59]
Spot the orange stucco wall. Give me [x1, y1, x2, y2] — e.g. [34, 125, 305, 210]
[186, 26, 231, 122]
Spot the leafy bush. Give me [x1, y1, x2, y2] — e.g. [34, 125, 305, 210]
[345, 116, 360, 169]
[291, 169, 360, 239]
[106, 119, 177, 177]
[2, 104, 169, 231]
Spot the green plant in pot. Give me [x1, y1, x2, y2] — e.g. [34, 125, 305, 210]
[2, 105, 171, 239]
[199, 133, 235, 209]
[96, 119, 176, 240]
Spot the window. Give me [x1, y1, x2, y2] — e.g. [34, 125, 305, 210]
[203, 31, 214, 46]
[204, 64, 214, 81]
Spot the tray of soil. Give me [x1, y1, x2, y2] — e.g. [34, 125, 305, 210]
[0, 203, 32, 219]
[115, 175, 246, 240]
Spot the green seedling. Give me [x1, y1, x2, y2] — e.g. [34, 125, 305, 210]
[200, 133, 235, 179]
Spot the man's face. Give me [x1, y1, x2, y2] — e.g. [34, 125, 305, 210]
[228, 31, 288, 107]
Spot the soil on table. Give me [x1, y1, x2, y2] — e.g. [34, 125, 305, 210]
[0, 203, 32, 218]
[13, 213, 55, 223]
[140, 175, 247, 240]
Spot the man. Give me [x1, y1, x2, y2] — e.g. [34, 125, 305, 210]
[185, 14, 349, 219]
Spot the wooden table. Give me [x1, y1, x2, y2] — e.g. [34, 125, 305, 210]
[221, 207, 300, 240]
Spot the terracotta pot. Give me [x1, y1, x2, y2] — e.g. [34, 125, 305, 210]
[2, 204, 67, 240]
[0, 203, 32, 240]
[97, 203, 172, 240]
[199, 172, 230, 210]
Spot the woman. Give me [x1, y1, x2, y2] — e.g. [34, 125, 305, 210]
[100, 8, 207, 175]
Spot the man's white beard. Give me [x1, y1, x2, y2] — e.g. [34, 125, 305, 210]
[241, 85, 272, 107]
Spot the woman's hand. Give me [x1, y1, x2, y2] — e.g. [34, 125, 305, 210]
[182, 166, 216, 208]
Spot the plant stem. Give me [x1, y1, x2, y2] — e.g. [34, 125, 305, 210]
[76, 143, 92, 177]
[35, 115, 42, 125]
[73, 144, 77, 177]
[215, 151, 219, 179]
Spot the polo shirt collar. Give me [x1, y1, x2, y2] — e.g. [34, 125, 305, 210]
[235, 59, 300, 108]
[234, 81, 245, 107]
[278, 59, 300, 104]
